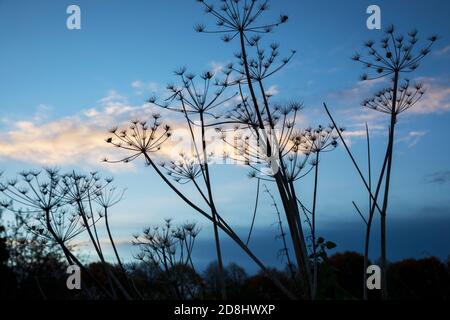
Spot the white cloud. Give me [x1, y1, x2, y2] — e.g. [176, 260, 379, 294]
[0, 91, 239, 169]
[84, 108, 99, 117]
[210, 61, 225, 74]
[332, 78, 388, 103]
[131, 80, 143, 89]
[342, 129, 367, 138]
[98, 90, 127, 106]
[0, 91, 160, 168]
[265, 85, 280, 96]
[409, 78, 450, 114]
[434, 44, 450, 56]
[333, 77, 450, 132]
[131, 80, 161, 96]
[397, 130, 428, 148]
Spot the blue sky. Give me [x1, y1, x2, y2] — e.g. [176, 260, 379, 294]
[0, 0, 450, 272]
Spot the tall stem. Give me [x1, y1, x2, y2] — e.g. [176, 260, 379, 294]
[311, 152, 320, 299]
[44, 209, 114, 299]
[104, 207, 128, 279]
[363, 124, 371, 300]
[380, 71, 399, 299]
[200, 111, 227, 300]
[143, 152, 296, 299]
[239, 30, 312, 299]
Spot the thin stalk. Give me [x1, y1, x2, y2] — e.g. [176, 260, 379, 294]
[104, 207, 124, 273]
[311, 152, 320, 300]
[199, 110, 227, 300]
[380, 71, 400, 299]
[44, 209, 114, 299]
[265, 185, 296, 282]
[142, 152, 297, 299]
[105, 206, 142, 300]
[239, 30, 311, 299]
[363, 123, 372, 300]
[246, 177, 260, 245]
[323, 103, 383, 216]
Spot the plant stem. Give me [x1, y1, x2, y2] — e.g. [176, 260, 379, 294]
[311, 152, 320, 300]
[142, 152, 297, 299]
[199, 110, 227, 300]
[380, 71, 399, 299]
[239, 30, 312, 299]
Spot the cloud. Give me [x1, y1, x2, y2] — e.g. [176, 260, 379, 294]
[409, 78, 450, 114]
[397, 130, 428, 148]
[0, 91, 241, 169]
[329, 78, 390, 130]
[0, 91, 167, 168]
[341, 129, 367, 138]
[265, 85, 280, 96]
[210, 61, 225, 74]
[331, 78, 388, 104]
[98, 90, 128, 106]
[0, 118, 108, 166]
[407, 130, 428, 147]
[332, 77, 450, 135]
[433, 44, 450, 56]
[131, 80, 161, 96]
[423, 171, 450, 185]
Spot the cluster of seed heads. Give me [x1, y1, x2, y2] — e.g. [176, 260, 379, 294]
[362, 79, 425, 115]
[133, 219, 200, 267]
[352, 25, 438, 80]
[298, 125, 341, 156]
[160, 152, 204, 185]
[149, 68, 235, 118]
[104, 116, 172, 164]
[195, 0, 288, 43]
[0, 169, 121, 244]
[227, 40, 295, 83]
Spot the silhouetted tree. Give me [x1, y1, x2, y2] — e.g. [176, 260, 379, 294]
[388, 257, 450, 300]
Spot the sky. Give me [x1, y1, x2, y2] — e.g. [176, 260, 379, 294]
[0, 0, 450, 273]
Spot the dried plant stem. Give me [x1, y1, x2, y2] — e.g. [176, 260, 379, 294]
[311, 152, 320, 300]
[199, 110, 227, 300]
[246, 177, 261, 246]
[265, 185, 296, 282]
[363, 123, 372, 300]
[239, 30, 312, 299]
[142, 152, 296, 299]
[323, 103, 384, 216]
[379, 71, 400, 299]
[44, 208, 114, 299]
[105, 207, 142, 299]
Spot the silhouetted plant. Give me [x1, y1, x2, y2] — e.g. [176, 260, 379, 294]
[325, 25, 437, 299]
[196, 0, 313, 297]
[362, 79, 425, 115]
[104, 116, 172, 164]
[354, 26, 436, 300]
[300, 125, 339, 299]
[107, 66, 297, 298]
[220, 101, 311, 182]
[264, 185, 295, 281]
[149, 68, 234, 299]
[133, 219, 202, 299]
[0, 169, 133, 299]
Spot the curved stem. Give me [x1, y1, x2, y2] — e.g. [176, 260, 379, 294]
[246, 178, 260, 245]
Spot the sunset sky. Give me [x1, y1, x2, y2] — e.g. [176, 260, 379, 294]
[1, 0, 449, 271]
